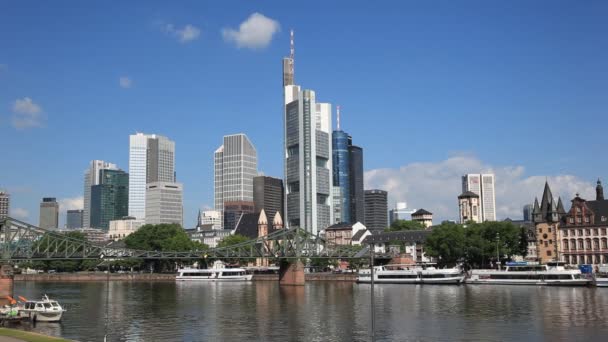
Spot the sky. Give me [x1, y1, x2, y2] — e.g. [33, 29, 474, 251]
[1, 1, 607, 226]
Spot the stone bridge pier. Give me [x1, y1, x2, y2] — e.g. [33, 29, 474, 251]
[279, 260, 305, 286]
[0, 264, 14, 306]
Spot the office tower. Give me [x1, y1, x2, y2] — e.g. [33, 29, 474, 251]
[39, 197, 59, 229]
[214, 134, 258, 228]
[332, 107, 351, 223]
[223, 201, 255, 231]
[145, 182, 183, 226]
[364, 189, 388, 231]
[129, 133, 176, 220]
[83, 160, 118, 227]
[523, 204, 533, 222]
[90, 169, 129, 230]
[462, 174, 496, 221]
[0, 191, 9, 220]
[66, 209, 84, 229]
[253, 176, 284, 225]
[389, 202, 416, 225]
[349, 142, 364, 224]
[197, 210, 222, 230]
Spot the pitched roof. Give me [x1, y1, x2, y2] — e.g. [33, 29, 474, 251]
[458, 191, 479, 199]
[412, 208, 432, 216]
[584, 199, 608, 225]
[352, 229, 368, 241]
[363, 230, 431, 244]
[234, 213, 261, 239]
[326, 222, 354, 230]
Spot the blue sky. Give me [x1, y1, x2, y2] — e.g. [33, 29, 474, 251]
[1, 1, 607, 225]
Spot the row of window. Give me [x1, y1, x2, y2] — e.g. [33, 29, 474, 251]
[563, 228, 607, 237]
[563, 238, 608, 251]
[564, 254, 608, 265]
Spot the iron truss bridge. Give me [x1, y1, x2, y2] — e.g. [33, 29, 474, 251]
[0, 217, 370, 262]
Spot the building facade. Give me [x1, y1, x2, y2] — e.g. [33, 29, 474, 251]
[462, 174, 496, 221]
[108, 217, 145, 241]
[253, 175, 284, 225]
[364, 189, 388, 231]
[214, 134, 257, 228]
[39, 197, 59, 229]
[349, 143, 364, 224]
[0, 191, 9, 220]
[523, 204, 534, 222]
[411, 209, 433, 228]
[197, 210, 222, 230]
[458, 191, 481, 223]
[128, 133, 176, 221]
[145, 181, 183, 226]
[90, 169, 129, 230]
[559, 180, 608, 266]
[83, 160, 118, 228]
[389, 202, 416, 225]
[332, 129, 351, 223]
[66, 209, 84, 229]
[223, 201, 255, 231]
[532, 182, 566, 264]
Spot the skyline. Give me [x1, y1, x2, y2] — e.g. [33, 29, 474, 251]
[1, 1, 607, 226]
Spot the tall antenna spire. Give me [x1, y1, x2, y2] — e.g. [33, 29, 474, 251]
[290, 29, 294, 75]
[336, 105, 341, 130]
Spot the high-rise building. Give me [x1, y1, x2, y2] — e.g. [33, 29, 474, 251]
[332, 110, 351, 223]
[66, 209, 84, 229]
[253, 176, 284, 225]
[389, 202, 416, 225]
[349, 142, 364, 224]
[214, 134, 257, 228]
[0, 191, 9, 220]
[462, 174, 496, 221]
[39, 197, 59, 229]
[197, 210, 222, 230]
[91, 169, 129, 230]
[223, 201, 255, 231]
[145, 181, 183, 226]
[364, 189, 388, 231]
[129, 133, 176, 220]
[523, 204, 533, 222]
[83, 160, 118, 228]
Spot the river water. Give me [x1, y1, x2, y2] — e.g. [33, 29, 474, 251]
[13, 281, 608, 341]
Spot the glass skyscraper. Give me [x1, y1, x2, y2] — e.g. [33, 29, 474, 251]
[332, 130, 350, 223]
[91, 169, 129, 230]
[83, 160, 118, 228]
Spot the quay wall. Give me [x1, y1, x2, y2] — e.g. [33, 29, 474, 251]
[15, 272, 357, 282]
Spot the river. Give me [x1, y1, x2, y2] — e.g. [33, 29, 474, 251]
[13, 281, 608, 341]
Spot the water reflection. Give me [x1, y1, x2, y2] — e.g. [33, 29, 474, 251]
[14, 281, 608, 341]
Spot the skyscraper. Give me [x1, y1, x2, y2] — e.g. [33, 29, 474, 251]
[283, 32, 333, 234]
[253, 175, 284, 225]
[523, 204, 533, 222]
[83, 160, 118, 228]
[66, 209, 84, 229]
[332, 108, 351, 223]
[128, 133, 176, 220]
[349, 142, 364, 224]
[462, 174, 496, 221]
[91, 169, 129, 230]
[145, 181, 183, 226]
[214, 134, 258, 228]
[389, 202, 416, 225]
[0, 191, 9, 220]
[364, 189, 388, 231]
[39, 197, 59, 229]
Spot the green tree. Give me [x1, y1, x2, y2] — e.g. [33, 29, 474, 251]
[424, 222, 466, 266]
[215, 234, 253, 265]
[386, 220, 425, 232]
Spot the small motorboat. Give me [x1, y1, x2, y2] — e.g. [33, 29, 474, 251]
[19, 295, 66, 322]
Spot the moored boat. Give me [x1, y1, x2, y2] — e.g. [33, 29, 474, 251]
[358, 263, 465, 284]
[19, 294, 66, 322]
[595, 265, 608, 287]
[467, 262, 590, 286]
[176, 260, 253, 282]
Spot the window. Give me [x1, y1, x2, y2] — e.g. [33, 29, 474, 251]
[602, 228, 607, 236]
[539, 228, 543, 234]
[547, 250, 552, 256]
[593, 239, 599, 250]
[549, 227, 552, 233]
[586, 229, 591, 236]
[563, 241, 569, 250]
[594, 229, 599, 236]
[577, 217, 582, 223]
[576, 207, 581, 213]
[578, 229, 583, 236]
[585, 217, 590, 223]
[569, 218, 574, 224]
[578, 240, 584, 249]
[602, 216, 607, 222]
[564, 230, 569, 237]
[602, 239, 607, 249]
[571, 240, 577, 250]
[586, 239, 591, 249]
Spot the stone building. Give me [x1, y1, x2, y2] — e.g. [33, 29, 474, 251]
[323, 222, 370, 247]
[458, 191, 481, 223]
[532, 182, 566, 264]
[411, 209, 433, 228]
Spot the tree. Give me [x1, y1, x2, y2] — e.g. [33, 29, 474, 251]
[216, 234, 250, 248]
[424, 222, 466, 266]
[124, 224, 208, 272]
[386, 220, 425, 232]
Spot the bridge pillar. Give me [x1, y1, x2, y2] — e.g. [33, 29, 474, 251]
[279, 260, 305, 286]
[0, 264, 14, 306]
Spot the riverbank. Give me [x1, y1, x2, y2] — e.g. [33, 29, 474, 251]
[0, 328, 70, 342]
[15, 272, 357, 282]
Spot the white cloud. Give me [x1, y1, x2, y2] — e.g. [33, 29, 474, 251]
[163, 23, 201, 43]
[11, 97, 45, 129]
[11, 208, 29, 220]
[119, 76, 132, 89]
[364, 155, 596, 223]
[222, 12, 280, 49]
[59, 196, 84, 212]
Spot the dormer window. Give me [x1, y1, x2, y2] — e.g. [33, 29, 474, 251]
[576, 207, 581, 213]
[569, 218, 574, 224]
[602, 216, 607, 222]
[585, 217, 590, 223]
[577, 217, 582, 223]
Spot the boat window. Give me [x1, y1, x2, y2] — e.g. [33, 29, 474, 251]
[44, 303, 52, 308]
[51, 302, 59, 307]
[378, 274, 418, 279]
[36, 303, 44, 309]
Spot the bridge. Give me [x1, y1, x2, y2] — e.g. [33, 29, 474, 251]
[0, 217, 370, 262]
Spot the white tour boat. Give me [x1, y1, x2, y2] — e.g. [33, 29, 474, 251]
[358, 263, 465, 284]
[19, 295, 66, 322]
[467, 262, 590, 286]
[176, 260, 253, 282]
[595, 265, 608, 287]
